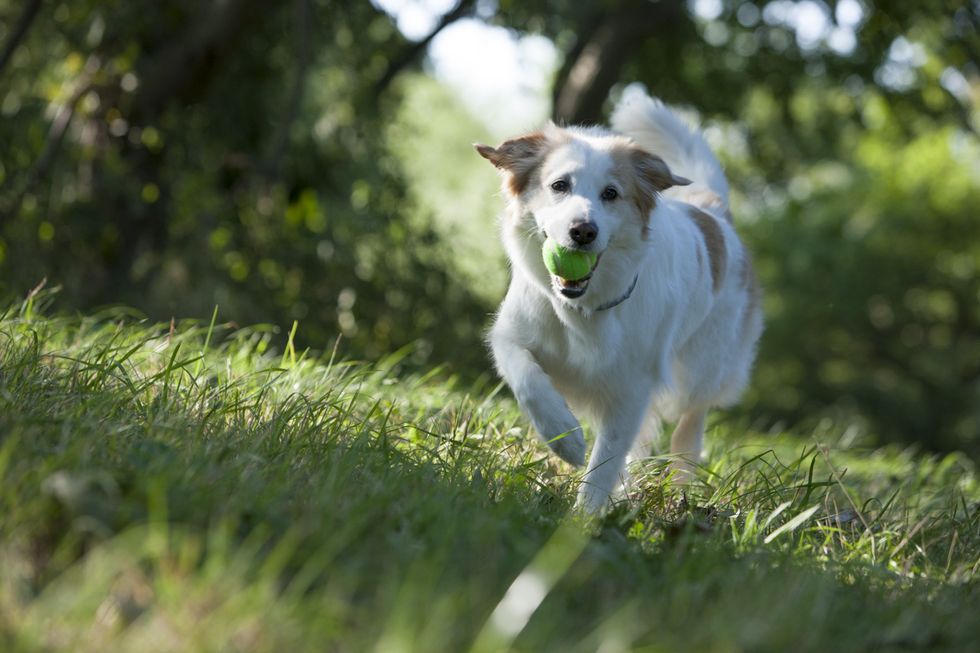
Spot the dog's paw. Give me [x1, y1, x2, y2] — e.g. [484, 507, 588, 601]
[546, 428, 586, 467]
[525, 401, 585, 466]
[575, 482, 612, 515]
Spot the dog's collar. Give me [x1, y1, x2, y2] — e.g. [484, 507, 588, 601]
[594, 274, 639, 312]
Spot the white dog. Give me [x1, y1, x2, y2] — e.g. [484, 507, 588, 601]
[475, 88, 763, 513]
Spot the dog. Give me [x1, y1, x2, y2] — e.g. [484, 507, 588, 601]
[475, 87, 763, 513]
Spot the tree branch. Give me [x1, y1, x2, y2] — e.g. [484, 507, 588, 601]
[373, 0, 476, 95]
[1, 57, 97, 222]
[0, 0, 42, 78]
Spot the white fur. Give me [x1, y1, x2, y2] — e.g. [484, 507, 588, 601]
[481, 90, 763, 513]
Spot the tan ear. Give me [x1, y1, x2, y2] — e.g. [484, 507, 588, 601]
[615, 145, 692, 223]
[474, 132, 549, 195]
[632, 149, 691, 192]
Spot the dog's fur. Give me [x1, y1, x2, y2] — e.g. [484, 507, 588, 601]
[475, 88, 763, 513]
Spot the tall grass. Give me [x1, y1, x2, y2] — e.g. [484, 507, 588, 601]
[1, 295, 977, 652]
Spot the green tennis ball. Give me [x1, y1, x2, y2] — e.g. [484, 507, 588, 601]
[541, 238, 597, 281]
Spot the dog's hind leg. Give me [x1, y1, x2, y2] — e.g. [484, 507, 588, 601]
[668, 409, 707, 481]
[608, 410, 662, 502]
[627, 409, 662, 466]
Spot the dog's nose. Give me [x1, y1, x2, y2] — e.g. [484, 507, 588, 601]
[569, 221, 598, 245]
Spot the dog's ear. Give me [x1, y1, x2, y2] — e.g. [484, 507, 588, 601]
[474, 131, 549, 196]
[618, 146, 692, 224]
[632, 149, 692, 192]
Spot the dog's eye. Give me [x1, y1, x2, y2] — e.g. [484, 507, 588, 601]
[601, 186, 619, 201]
[550, 179, 569, 193]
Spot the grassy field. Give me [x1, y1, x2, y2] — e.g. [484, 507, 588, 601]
[1, 296, 978, 652]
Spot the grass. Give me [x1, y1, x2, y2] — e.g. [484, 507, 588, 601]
[1, 295, 978, 652]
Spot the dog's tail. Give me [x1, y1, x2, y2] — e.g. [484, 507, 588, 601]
[611, 84, 729, 210]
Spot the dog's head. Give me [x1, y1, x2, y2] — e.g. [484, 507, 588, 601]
[476, 123, 689, 301]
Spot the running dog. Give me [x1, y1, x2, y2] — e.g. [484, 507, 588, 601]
[475, 87, 763, 513]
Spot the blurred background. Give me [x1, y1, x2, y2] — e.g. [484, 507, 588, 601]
[0, 0, 977, 454]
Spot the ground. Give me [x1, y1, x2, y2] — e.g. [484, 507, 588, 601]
[1, 296, 978, 652]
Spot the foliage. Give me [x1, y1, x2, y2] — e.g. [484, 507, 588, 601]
[744, 118, 980, 453]
[387, 75, 508, 304]
[1, 304, 979, 651]
[0, 0, 491, 372]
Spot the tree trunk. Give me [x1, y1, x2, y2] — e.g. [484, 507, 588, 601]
[131, 0, 269, 120]
[552, 0, 684, 125]
[262, 0, 312, 183]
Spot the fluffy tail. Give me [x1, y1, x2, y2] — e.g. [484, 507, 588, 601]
[611, 84, 729, 208]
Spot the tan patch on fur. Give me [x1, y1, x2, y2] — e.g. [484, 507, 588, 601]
[680, 189, 732, 223]
[687, 206, 727, 292]
[739, 252, 762, 336]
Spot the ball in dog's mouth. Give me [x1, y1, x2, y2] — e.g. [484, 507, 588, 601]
[551, 254, 601, 298]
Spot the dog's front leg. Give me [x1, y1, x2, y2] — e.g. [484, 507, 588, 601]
[576, 388, 651, 513]
[490, 336, 585, 466]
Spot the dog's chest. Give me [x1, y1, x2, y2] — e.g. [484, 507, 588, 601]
[531, 311, 631, 388]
